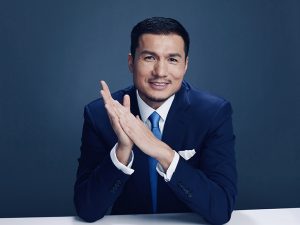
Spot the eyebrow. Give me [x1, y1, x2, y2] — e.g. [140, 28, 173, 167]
[139, 50, 183, 58]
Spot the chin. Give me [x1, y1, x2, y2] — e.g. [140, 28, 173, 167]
[146, 94, 170, 103]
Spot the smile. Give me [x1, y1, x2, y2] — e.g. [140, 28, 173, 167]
[149, 82, 170, 90]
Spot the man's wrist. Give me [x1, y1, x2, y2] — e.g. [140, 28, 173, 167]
[110, 143, 134, 175]
[116, 143, 132, 166]
[155, 142, 175, 171]
[157, 151, 179, 182]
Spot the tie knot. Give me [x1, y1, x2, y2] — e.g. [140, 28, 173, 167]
[149, 111, 160, 129]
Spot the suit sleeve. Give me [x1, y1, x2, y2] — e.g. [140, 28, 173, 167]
[167, 101, 237, 225]
[74, 105, 130, 222]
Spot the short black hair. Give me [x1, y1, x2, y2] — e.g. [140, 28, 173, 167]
[130, 17, 190, 59]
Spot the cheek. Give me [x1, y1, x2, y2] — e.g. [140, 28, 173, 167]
[132, 68, 147, 86]
[134, 64, 152, 78]
[170, 69, 186, 81]
[174, 73, 184, 80]
[168, 64, 186, 77]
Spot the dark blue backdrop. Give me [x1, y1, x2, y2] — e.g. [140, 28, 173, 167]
[0, 0, 299, 217]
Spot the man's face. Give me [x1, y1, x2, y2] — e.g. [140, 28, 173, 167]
[128, 34, 188, 109]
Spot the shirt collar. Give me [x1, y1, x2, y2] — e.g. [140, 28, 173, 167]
[136, 90, 175, 122]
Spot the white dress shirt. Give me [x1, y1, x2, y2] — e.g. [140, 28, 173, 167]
[110, 90, 180, 182]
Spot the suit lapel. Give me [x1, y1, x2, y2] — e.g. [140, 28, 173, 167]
[162, 82, 191, 151]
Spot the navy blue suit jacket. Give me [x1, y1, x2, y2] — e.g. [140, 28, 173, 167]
[74, 81, 237, 225]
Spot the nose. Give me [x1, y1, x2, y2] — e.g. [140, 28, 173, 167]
[153, 61, 167, 77]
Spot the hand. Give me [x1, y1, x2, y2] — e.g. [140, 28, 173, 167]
[113, 100, 175, 170]
[101, 80, 174, 170]
[100, 81, 133, 165]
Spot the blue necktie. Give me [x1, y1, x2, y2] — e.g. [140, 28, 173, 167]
[148, 111, 161, 213]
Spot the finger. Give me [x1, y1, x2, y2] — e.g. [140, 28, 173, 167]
[100, 81, 115, 109]
[123, 94, 131, 110]
[100, 89, 109, 104]
[104, 103, 122, 131]
[104, 103, 118, 122]
[136, 115, 144, 124]
[135, 115, 144, 126]
[100, 81, 110, 103]
[114, 100, 135, 125]
[113, 100, 127, 116]
[100, 80, 113, 100]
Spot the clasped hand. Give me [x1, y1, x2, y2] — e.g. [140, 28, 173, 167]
[100, 81, 174, 170]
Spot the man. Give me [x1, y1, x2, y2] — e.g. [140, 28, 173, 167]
[74, 17, 237, 225]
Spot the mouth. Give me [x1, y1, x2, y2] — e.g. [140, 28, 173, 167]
[148, 81, 170, 90]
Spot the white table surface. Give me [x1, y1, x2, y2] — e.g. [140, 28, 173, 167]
[0, 208, 299, 225]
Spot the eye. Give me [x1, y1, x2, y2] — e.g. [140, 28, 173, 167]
[144, 55, 156, 61]
[168, 57, 178, 63]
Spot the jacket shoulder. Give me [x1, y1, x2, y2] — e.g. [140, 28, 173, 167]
[184, 82, 230, 111]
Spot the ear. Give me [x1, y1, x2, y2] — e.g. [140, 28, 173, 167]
[128, 53, 134, 73]
[184, 56, 189, 73]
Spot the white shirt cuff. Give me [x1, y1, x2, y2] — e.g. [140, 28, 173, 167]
[110, 143, 134, 175]
[157, 151, 179, 182]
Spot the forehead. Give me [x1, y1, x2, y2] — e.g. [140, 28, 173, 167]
[137, 34, 185, 55]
